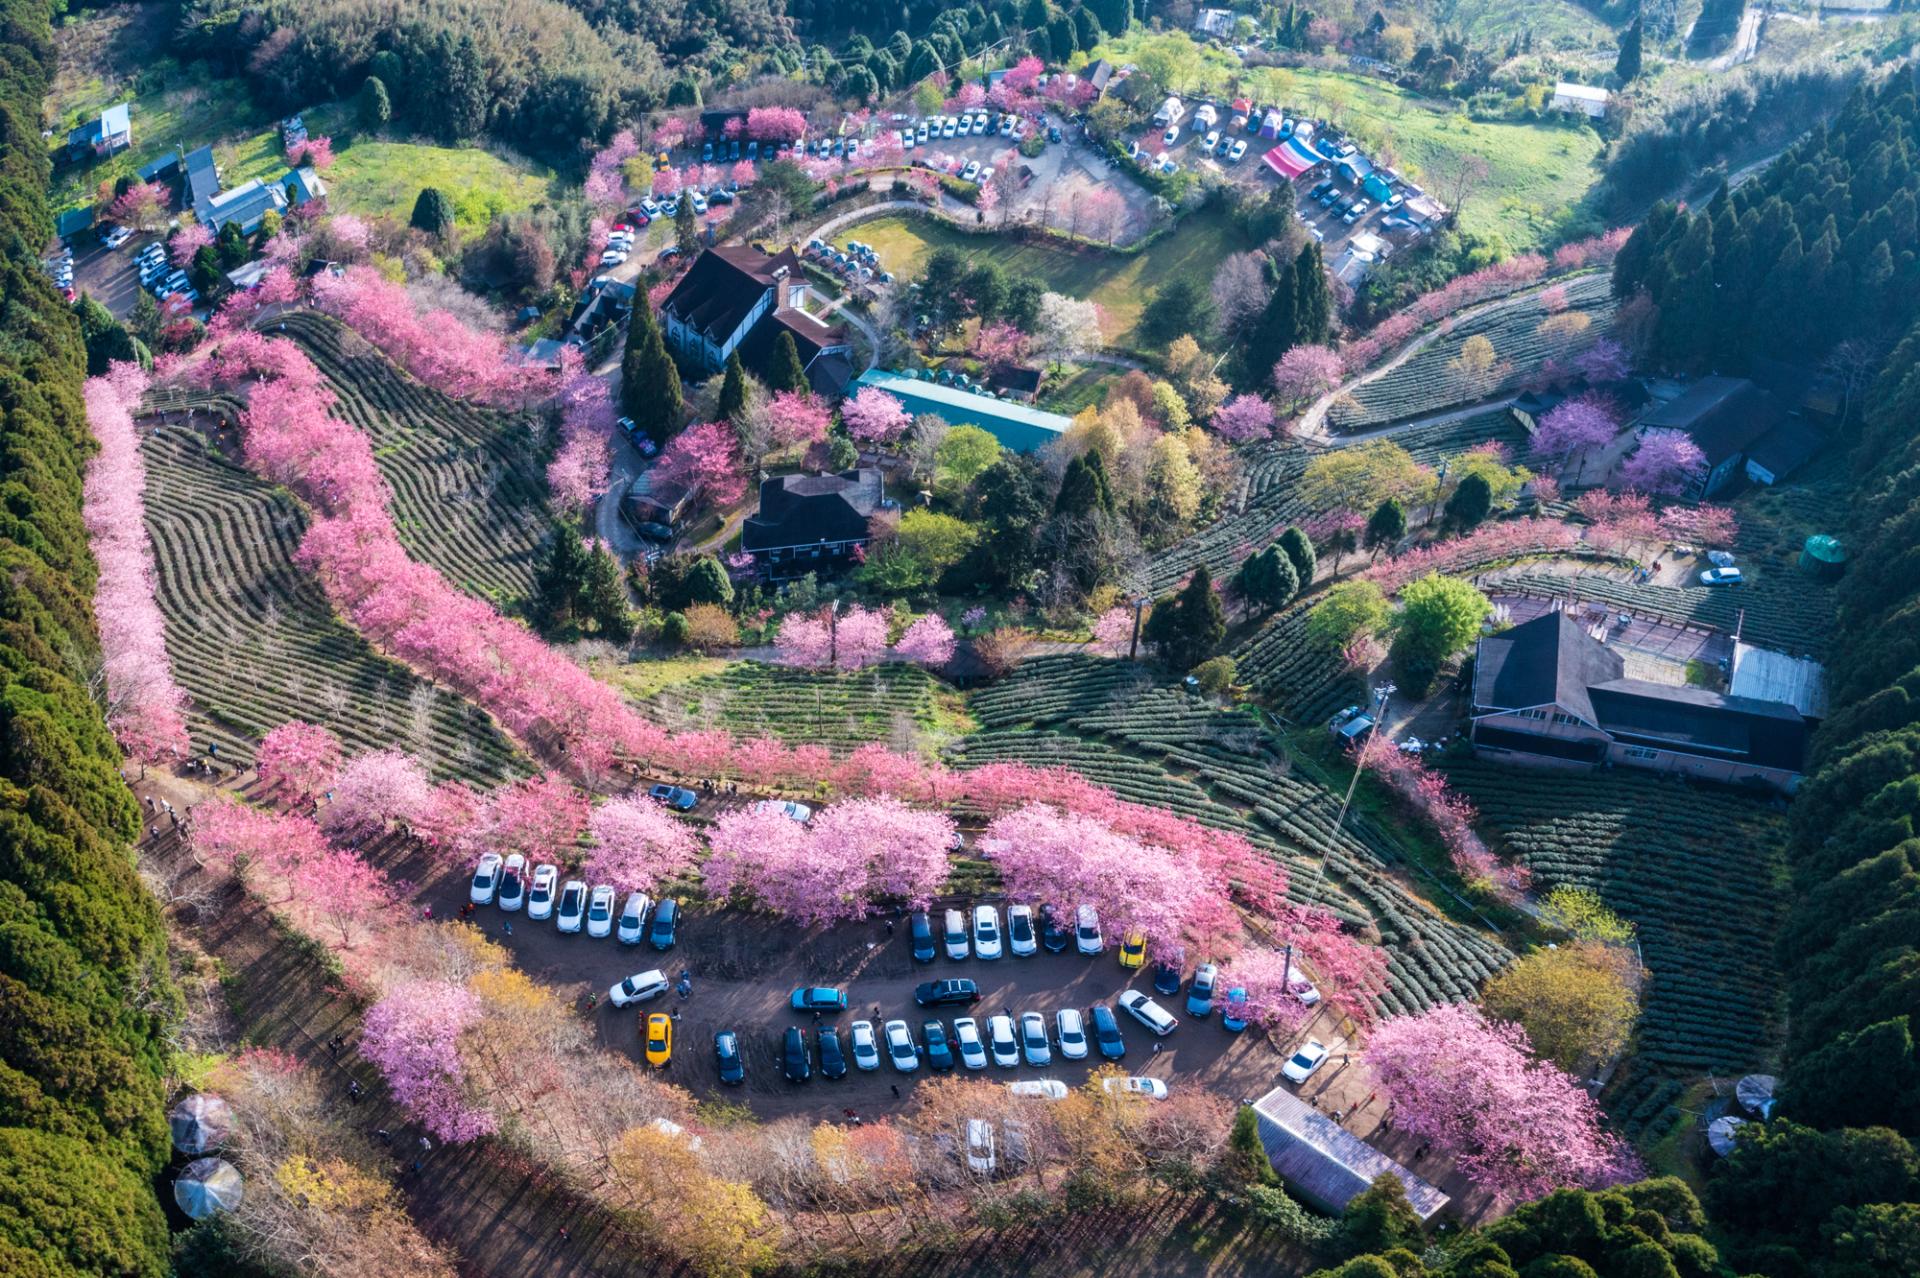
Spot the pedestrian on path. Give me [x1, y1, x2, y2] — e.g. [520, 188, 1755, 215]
[348, 1080, 363, 1103]
[503, 921, 512, 936]
[376, 1129, 391, 1144]
[890, 1084, 901, 1099]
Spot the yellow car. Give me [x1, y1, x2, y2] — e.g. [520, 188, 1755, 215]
[644, 1013, 673, 1067]
[1119, 933, 1147, 969]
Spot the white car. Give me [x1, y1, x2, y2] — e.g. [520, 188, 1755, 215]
[1700, 566, 1744, 586]
[608, 968, 669, 1008]
[917, 122, 930, 143]
[953, 1017, 987, 1070]
[753, 799, 813, 822]
[1159, 157, 1180, 175]
[978, 165, 995, 185]
[585, 885, 616, 938]
[957, 114, 972, 136]
[1007, 904, 1037, 957]
[973, 111, 990, 133]
[973, 904, 1003, 960]
[616, 891, 652, 944]
[555, 879, 587, 933]
[496, 853, 527, 911]
[101, 225, 133, 250]
[689, 192, 708, 214]
[987, 1014, 1020, 1068]
[1118, 989, 1179, 1036]
[966, 1118, 996, 1174]
[598, 250, 627, 267]
[1162, 125, 1180, 146]
[1075, 904, 1104, 956]
[884, 1019, 920, 1072]
[526, 863, 558, 920]
[1287, 960, 1322, 1007]
[1008, 1080, 1069, 1100]
[943, 908, 969, 961]
[1227, 138, 1248, 163]
[1201, 130, 1220, 154]
[961, 160, 981, 182]
[1282, 1038, 1331, 1084]
[469, 853, 503, 905]
[943, 117, 958, 139]
[850, 1019, 881, 1071]
[1102, 1076, 1170, 1100]
[1019, 1012, 1051, 1066]
[1055, 1009, 1088, 1060]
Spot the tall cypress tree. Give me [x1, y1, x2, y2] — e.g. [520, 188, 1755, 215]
[1277, 525, 1316, 585]
[1293, 241, 1331, 344]
[1244, 256, 1300, 385]
[717, 351, 749, 423]
[1056, 450, 1116, 517]
[766, 329, 809, 394]
[533, 522, 592, 633]
[621, 293, 683, 441]
[581, 542, 634, 640]
[1615, 17, 1643, 83]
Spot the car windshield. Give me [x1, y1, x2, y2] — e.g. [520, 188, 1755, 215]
[1010, 915, 1032, 940]
[1062, 1022, 1084, 1044]
[1289, 1050, 1317, 1069]
[589, 901, 609, 919]
[472, 868, 493, 887]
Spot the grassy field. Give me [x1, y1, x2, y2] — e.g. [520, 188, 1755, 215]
[854, 204, 1253, 347]
[1436, 0, 1614, 47]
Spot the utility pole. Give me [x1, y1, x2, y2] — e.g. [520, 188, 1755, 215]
[1318, 682, 1393, 882]
[1128, 595, 1151, 661]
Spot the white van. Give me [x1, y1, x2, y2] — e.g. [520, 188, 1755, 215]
[944, 908, 970, 961]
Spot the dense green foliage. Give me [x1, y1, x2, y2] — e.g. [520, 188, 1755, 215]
[0, 3, 177, 1270]
[1143, 564, 1226, 671]
[621, 291, 683, 441]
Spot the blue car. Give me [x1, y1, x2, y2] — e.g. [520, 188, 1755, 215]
[923, 1020, 954, 1070]
[647, 898, 680, 950]
[714, 1030, 745, 1084]
[1152, 962, 1183, 997]
[649, 784, 697, 812]
[1222, 988, 1249, 1033]
[1091, 1003, 1126, 1060]
[1186, 963, 1219, 1018]
[790, 986, 849, 1013]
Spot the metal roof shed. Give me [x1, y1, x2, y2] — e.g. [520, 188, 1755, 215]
[1252, 1087, 1449, 1220]
[849, 369, 1069, 453]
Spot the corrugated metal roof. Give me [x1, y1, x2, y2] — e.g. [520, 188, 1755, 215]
[1252, 1087, 1449, 1220]
[850, 369, 1069, 453]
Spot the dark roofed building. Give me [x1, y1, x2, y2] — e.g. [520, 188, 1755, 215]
[659, 245, 852, 386]
[138, 150, 182, 184]
[1086, 59, 1117, 95]
[1636, 377, 1783, 497]
[185, 146, 221, 220]
[1744, 420, 1825, 486]
[68, 103, 131, 158]
[1253, 1087, 1449, 1220]
[1471, 610, 1807, 790]
[741, 468, 884, 579]
[987, 365, 1044, 402]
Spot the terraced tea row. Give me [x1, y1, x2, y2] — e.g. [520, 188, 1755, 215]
[1230, 598, 1364, 725]
[1442, 761, 1787, 1142]
[639, 660, 957, 755]
[271, 310, 551, 610]
[1328, 273, 1617, 431]
[139, 424, 527, 783]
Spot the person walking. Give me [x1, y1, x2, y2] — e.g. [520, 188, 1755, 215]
[890, 1084, 901, 1099]
[503, 920, 512, 937]
[376, 1128, 391, 1144]
[885, 919, 895, 938]
[348, 1080, 363, 1103]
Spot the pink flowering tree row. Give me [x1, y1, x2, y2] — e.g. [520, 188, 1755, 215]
[193, 797, 395, 951]
[585, 792, 701, 893]
[1340, 256, 1552, 375]
[546, 349, 616, 514]
[1362, 518, 1583, 593]
[773, 606, 955, 670]
[704, 797, 956, 924]
[361, 980, 497, 1142]
[256, 720, 344, 805]
[746, 106, 808, 143]
[1364, 1001, 1642, 1204]
[1220, 922, 1389, 1035]
[585, 130, 641, 209]
[81, 362, 192, 763]
[309, 266, 539, 407]
[1356, 735, 1526, 898]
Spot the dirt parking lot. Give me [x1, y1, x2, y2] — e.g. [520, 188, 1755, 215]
[426, 877, 1344, 1122]
[71, 231, 151, 317]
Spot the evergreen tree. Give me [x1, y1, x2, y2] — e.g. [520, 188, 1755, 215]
[358, 75, 391, 131]
[1244, 256, 1300, 384]
[1234, 545, 1298, 615]
[1089, 0, 1131, 36]
[1338, 1175, 1425, 1258]
[1055, 451, 1116, 517]
[766, 329, 809, 395]
[1217, 1106, 1277, 1191]
[717, 351, 749, 423]
[533, 523, 592, 633]
[621, 293, 683, 441]
[1444, 471, 1493, 530]
[1293, 241, 1332, 344]
[410, 187, 454, 237]
[581, 541, 634, 640]
[127, 289, 163, 348]
[1615, 17, 1643, 83]
[1365, 497, 1407, 553]
[1072, 6, 1102, 47]
[675, 193, 700, 258]
[1144, 564, 1227, 670]
[1278, 524, 1316, 585]
[443, 33, 488, 142]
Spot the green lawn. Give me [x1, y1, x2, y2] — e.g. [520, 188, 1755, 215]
[1433, 0, 1614, 47]
[855, 205, 1252, 348]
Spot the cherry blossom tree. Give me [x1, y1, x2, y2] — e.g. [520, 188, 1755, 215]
[1574, 338, 1631, 384]
[473, 773, 588, 859]
[545, 353, 615, 513]
[296, 847, 393, 948]
[704, 804, 855, 922]
[729, 159, 756, 188]
[320, 750, 435, 840]
[894, 613, 955, 667]
[170, 222, 214, 267]
[746, 106, 807, 143]
[1091, 606, 1137, 656]
[193, 798, 330, 884]
[1618, 428, 1706, 496]
[774, 604, 890, 670]
[1363, 1002, 1641, 1203]
[309, 267, 528, 407]
[1003, 56, 1044, 93]
[972, 321, 1026, 370]
[812, 797, 954, 907]
[1210, 394, 1275, 442]
[771, 611, 832, 668]
[287, 135, 334, 170]
[1530, 395, 1620, 482]
[1576, 489, 1662, 557]
[836, 605, 890, 670]
[585, 130, 640, 209]
[1271, 345, 1344, 409]
[1657, 503, 1737, 548]
[360, 980, 497, 1143]
[765, 391, 831, 450]
[256, 721, 343, 804]
[841, 386, 911, 446]
[108, 181, 170, 232]
[1217, 948, 1317, 1035]
[82, 363, 191, 763]
[655, 421, 747, 508]
[584, 793, 700, 892]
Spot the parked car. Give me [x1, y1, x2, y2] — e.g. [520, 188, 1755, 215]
[943, 907, 969, 961]
[1091, 1004, 1126, 1060]
[783, 1026, 811, 1082]
[1102, 1076, 1169, 1100]
[1152, 962, 1183, 996]
[850, 1020, 880, 1071]
[648, 897, 680, 950]
[617, 892, 652, 944]
[1282, 1038, 1330, 1084]
[1040, 904, 1070, 953]
[609, 968, 669, 1008]
[953, 1017, 988, 1070]
[527, 864, 558, 920]
[496, 854, 527, 911]
[644, 1013, 673, 1067]
[1222, 988, 1250, 1033]
[1162, 124, 1180, 146]
[987, 1014, 1020, 1068]
[1187, 963, 1220, 1017]
[555, 880, 588, 933]
[1700, 566, 1744, 586]
[915, 978, 982, 1007]
[751, 799, 813, 822]
[469, 853, 503, 905]
[818, 1026, 848, 1079]
[1076, 905, 1105, 955]
[1007, 904, 1036, 957]
[1286, 960, 1322, 1007]
[790, 986, 849, 1013]
[714, 1030, 745, 1084]
[1343, 200, 1371, 225]
[1118, 990, 1179, 1036]
[1055, 1009, 1089, 1060]
[585, 885, 616, 938]
[909, 911, 937, 962]
[884, 1019, 920, 1072]
[1227, 138, 1249, 163]
[961, 160, 980, 182]
[102, 225, 133, 249]
[966, 1118, 996, 1174]
[973, 905, 1003, 960]
[1118, 933, 1147, 969]
[1201, 130, 1220, 154]
[923, 1020, 955, 1070]
[1008, 1080, 1068, 1100]
[1019, 1012, 1051, 1067]
[649, 784, 697, 811]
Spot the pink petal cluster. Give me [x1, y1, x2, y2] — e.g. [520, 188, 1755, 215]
[194, 797, 332, 879]
[1364, 1001, 1642, 1204]
[319, 749, 435, 839]
[655, 421, 747, 509]
[1551, 227, 1632, 272]
[1575, 489, 1662, 557]
[746, 106, 807, 143]
[1356, 735, 1525, 896]
[1617, 428, 1706, 496]
[1090, 606, 1136, 656]
[1210, 393, 1275, 442]
[310, 266, 534, 407]
[841, 386, 911, 445]
[256, 720, 344, 804]
[1656, 502, 1737, 547]
[82, 363, 192, 763]
[1271, 345, 1343, 408]
[1529, 394, 1620, 466]
[585, 130, 640, 209]
[545, 352, 614, 513]
[774, 604, 891, 670]
[1362, 518, 1582, 593]
[893, 613, 956, 667]
[766, 391, 831, 449]
[972, 321, 1027, 370]
[360, 980, 497, 1143]
[467, 772, 589, 860]
[170, 222, 214, 267]
[287, 135, 334, 170]
[704, 797, 956, 923]
[584, 793, 700, 892]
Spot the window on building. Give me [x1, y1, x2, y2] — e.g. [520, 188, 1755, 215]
[1623, 746, 1659, 760]
[1516, 709, 1548, 721]
[1552, 713, 1582, 726]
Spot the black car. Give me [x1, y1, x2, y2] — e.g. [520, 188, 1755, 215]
[818, 1026, 848, 1079]
[914, 978, 982, 1007]
[715, 1031, 745, 1085]
[910, 911, 937, 963]
[648, 898, 680, 950]
[1091, 1003, 1126, 1060]
[1153, 962, 1183, 997]
[1039, 904, 1071, 953]
[783, 1026, 811, 1082]
[923, 1020, 954, 1070]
